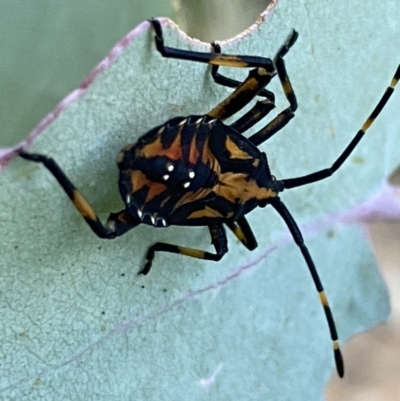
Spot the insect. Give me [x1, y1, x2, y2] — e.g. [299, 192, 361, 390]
[18, 18, 399, 378]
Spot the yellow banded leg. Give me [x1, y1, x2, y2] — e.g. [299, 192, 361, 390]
[148, 19, 277, 122]
[230, 98, 276, 134]
[207, 68, 276, 121]
[226, 216, 258, 251]
[18, 150, 139, 238]
[149, 19, 275, 71]
[210, 41, 275, 101]
[247, 30, 299, 146]
[140, 224, 228, 275]
[207, 31, 298, 122]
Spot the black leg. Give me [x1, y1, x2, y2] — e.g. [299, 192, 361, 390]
[226, 216, 258, 250]
[148, 19, 277, 121]
[282, 64, 400, 189]
[247, 30, 299, 146]
[210, 41, 275, 101]
[139, 223, 228, 275]
[207, 68, 276, 121]
[149, 19, 274, 71]
[18, 150, 139, 238]
[270, 197, 344, 378]
[210, 41, 277, 133]
[230, 98, 276, 133]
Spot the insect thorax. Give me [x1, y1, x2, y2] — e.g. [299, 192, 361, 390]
[117, 115, 278, 227]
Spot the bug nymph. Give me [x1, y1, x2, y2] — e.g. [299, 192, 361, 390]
[117, 115, 283, 228]
[18, 18, 400, 378]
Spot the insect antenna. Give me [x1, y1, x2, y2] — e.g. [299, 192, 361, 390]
[282, 63, 400, 189]
[270, 197, 344, 378]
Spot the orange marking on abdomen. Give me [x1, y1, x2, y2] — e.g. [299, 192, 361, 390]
[130, 170, 167, 203]
[188, 206, 224, 219]
[215, 173, 277, 204]
[130, 170, 147, 192]
[225, 136, 253, 160]
[144, 182, 167, 203]
[138, 127, 183, 161]
[188, 132, 200, 165]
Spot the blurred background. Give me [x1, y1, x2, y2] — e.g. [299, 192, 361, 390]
[1, 1, 399, 399]
[0, 0, 268, 148]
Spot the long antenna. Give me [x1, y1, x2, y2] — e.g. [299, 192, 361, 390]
[270, 197, 344, 378]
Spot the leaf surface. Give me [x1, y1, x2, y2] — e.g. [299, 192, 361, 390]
[1, 1, 400, 400]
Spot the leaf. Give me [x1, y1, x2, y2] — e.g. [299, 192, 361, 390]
[0, 0, 174, 147]
[1, 1, 400, 400]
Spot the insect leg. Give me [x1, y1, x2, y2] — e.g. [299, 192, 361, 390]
[19, 150, 139, 238]
[139, 223, 228, 275]
[247, 30, 299, 145]
[226, 216, 258, 250]
[229, 98, 276, 133]
[210, 41, 275, 101]
[208, 32, 298, 124]
[210, 40, 277, 133]
[149, 19, 274, 71]
[282, 64, 400, 189]
[148, 18, 276, 121]
[270, 196, 344, 378]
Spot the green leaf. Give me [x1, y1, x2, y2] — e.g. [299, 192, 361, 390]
[0, 0, 174, 147]
[1, 1, 399, 400]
